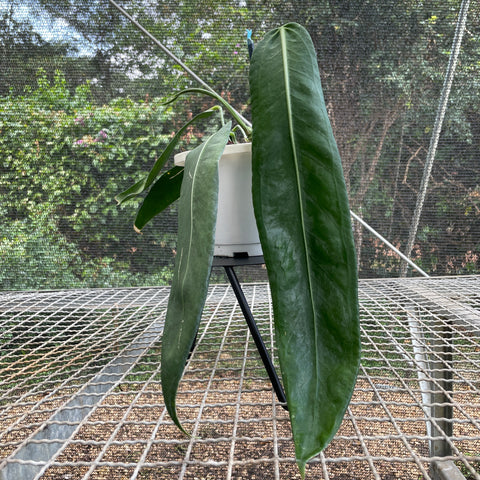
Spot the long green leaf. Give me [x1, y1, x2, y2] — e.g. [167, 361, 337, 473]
[115, 176, 147, 205]
[161, 122, 231, 432]
[163, 88, 252, 137]
[134, 166, 183, 232]
[249, 23, 360, 475]
[115, 108, 216, 205]
[143, 108, 217, 190]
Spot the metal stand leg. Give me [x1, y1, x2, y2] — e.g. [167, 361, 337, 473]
[224, 265, 288, 410]
[429, 319, 459, 480]
[429, 319, 454, 458]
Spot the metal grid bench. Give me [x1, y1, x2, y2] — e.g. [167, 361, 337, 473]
[1, 276, 479, 479]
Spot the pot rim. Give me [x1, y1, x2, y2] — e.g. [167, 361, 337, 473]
[174, 142, 251, 166]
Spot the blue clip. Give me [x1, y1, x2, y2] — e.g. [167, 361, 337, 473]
[246, 29, 254, 59]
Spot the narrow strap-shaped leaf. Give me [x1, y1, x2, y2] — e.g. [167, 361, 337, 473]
[115, 176, 147, 205]
[161, 122, 231, 432]
[163, 88, 252, 137]
[250, 23, 360, 476]
[115, 108, 216, 205]
[134, 166, 184, 232]
[144, 108, 217, 189]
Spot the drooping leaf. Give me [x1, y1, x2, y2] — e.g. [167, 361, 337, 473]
[161, 122, 231, 432]
[143, 108, 217, 190]
[115, 108, 216, 205]
[249, 23, 360, 475]
[134, 166, 184, 232]
[163, 88, 252, 137]
[115, 176, 147, 205]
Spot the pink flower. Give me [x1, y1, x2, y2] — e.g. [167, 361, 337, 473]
[95, 130, 107, 142]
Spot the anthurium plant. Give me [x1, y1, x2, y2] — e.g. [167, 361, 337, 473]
[117, 22, 360, 478]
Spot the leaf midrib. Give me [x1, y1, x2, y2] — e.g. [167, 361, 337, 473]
[280, 27, 319, 390]
[177, 140, 210, 349]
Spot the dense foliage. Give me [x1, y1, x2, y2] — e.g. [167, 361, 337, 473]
[1, 0, 479, 289]
[0, 71, 184, 289]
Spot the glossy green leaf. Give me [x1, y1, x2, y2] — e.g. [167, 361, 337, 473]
[134, 166, 183, 231]
[163, 88, 252, 137]
[143, 108, 217, 189]
[115, 176, 147, 205]
[161, 122, 231, 432]
[249, 23, 360, 475]
[115, 108, 216, 205]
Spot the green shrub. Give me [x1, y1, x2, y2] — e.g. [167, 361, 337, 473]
[0, 70, 184, 290]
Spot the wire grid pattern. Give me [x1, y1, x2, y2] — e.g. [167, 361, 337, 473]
[0, 277, 479, 480]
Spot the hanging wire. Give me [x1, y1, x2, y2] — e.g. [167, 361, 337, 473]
[400, 0, 471, 276]
[350, 211, 429, 277]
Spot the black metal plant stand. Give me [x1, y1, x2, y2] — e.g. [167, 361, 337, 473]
[212, 255, 288, 410]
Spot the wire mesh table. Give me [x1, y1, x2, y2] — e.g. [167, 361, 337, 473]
[1, 276, 479, 480]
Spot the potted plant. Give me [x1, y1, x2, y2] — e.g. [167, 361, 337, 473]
[117, 23, 360, 478]
[173, 141, 262, 257]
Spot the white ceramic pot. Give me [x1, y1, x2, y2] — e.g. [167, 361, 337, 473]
[174, 142, 262, 257]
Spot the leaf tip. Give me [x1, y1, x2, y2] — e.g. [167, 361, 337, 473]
[297, 460, 306, 479]
[173, 418, 191, 438]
